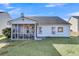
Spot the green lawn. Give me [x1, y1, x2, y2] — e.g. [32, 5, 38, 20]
[0, 37, 79, 56]
[0, 35, 4, 38]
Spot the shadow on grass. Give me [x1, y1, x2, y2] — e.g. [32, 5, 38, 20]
[0, 50, 8, 55]
[1, 37, 79, 44]
[51, 45, 61, 56]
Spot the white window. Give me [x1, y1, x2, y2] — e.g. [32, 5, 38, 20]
[58, 27, 63, 32]
[52, 27, 55, 34]
[39, 27, 42, 34]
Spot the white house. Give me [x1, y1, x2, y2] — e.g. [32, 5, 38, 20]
[69, 16, 79, 36]
[0, 12, 11, 34]
[9, 14, 71, 40]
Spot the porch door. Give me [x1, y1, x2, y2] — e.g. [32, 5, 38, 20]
[24, 24, 34, 39]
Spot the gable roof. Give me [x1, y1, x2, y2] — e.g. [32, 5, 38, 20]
[26, 16, 71, 25]
[9, 16, 71, 25]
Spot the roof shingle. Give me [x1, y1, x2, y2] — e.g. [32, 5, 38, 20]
[26, 16, 70, 25]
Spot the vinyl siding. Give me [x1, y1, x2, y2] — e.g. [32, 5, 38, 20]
[0, 12, 11, 34]
[37, 25, 70, 37]
[78, 19, 79, 31]
[69, 17, 78, 32]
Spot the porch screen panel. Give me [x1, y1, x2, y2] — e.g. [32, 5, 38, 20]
[18, 24, 24, 39]
[12, 24, 17, 39]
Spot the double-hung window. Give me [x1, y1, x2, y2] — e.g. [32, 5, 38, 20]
[58, 27, 63, 32]
[52, 27, 55, 34]
[39, 27, 42, 34]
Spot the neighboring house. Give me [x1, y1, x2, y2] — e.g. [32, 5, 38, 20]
[9, 13, 71, 40]
[69, 16, 79, 36]
[0, 12, 11, 35]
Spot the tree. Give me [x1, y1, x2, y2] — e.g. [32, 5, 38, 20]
[2, 28, 11, 38]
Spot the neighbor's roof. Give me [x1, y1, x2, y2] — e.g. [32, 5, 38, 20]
[0, 11, 4, 13]
[72, 16, 79, 19]
[0, 12, 8, 14]
[26, 16, 71, 25]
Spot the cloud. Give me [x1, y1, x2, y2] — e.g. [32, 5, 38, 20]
[45, 3, 65, 7]
[68, 12, 79, 16]
[6, 6, 14, 9]
[0, 9, 5, 12]
[8, 8, 22, 18]
[8, 8, 21, 14]
[5, 3, 14, 9]
[0, 3, 14, 9]
[3, 3, 10, 7]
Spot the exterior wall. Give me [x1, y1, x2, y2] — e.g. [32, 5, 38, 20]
[69, 17, 78, 32]
[37, 25, 70, 37]
[0, 12, 11, 35]
[78, 19, 79, 31]
[10, 17, 70, 40]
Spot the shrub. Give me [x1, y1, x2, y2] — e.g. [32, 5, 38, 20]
[2, 28, 11, 38]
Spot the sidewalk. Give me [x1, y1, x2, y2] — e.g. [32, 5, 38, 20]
[0, 37, 9, 49]
[0, 37, 6, 40]
[0, 43, 9, 48]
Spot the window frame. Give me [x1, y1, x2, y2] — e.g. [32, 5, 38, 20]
[52, 27, 55, 34]
[58, 27, 63, 32]
[38, 27, 42, 34]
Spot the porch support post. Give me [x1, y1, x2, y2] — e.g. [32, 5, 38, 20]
[23, 24, 24, 40]
[34, 23, 37, 40]
[11, 24, 13, 40]
[17, 24, 18, 39]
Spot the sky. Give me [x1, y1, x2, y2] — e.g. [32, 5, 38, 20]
[0, 3, 79, 21]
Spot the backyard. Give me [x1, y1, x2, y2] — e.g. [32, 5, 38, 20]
[0, 36, 79, 56]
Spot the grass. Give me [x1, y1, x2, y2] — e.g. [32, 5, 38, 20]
[0, 35, 4, 38]
[0, 37, 79, 56]
[53, 44, 79, 56]
[0, 35, 6, 42]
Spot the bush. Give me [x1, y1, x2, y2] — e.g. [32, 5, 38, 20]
[2, 28, 11, 38]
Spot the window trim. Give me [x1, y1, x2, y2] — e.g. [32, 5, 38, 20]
[38, 27, 42, 34]
[52, 27, 55, 34]
[58, 27, 63, 32]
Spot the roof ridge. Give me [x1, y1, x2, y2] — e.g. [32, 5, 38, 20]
[71, 16, 79, 17]
[25, 16, 59, 17]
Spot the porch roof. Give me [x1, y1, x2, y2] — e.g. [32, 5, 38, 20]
[8, 17, 37, 24]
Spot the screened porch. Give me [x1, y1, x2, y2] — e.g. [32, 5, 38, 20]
[11, 24, 35, 39]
